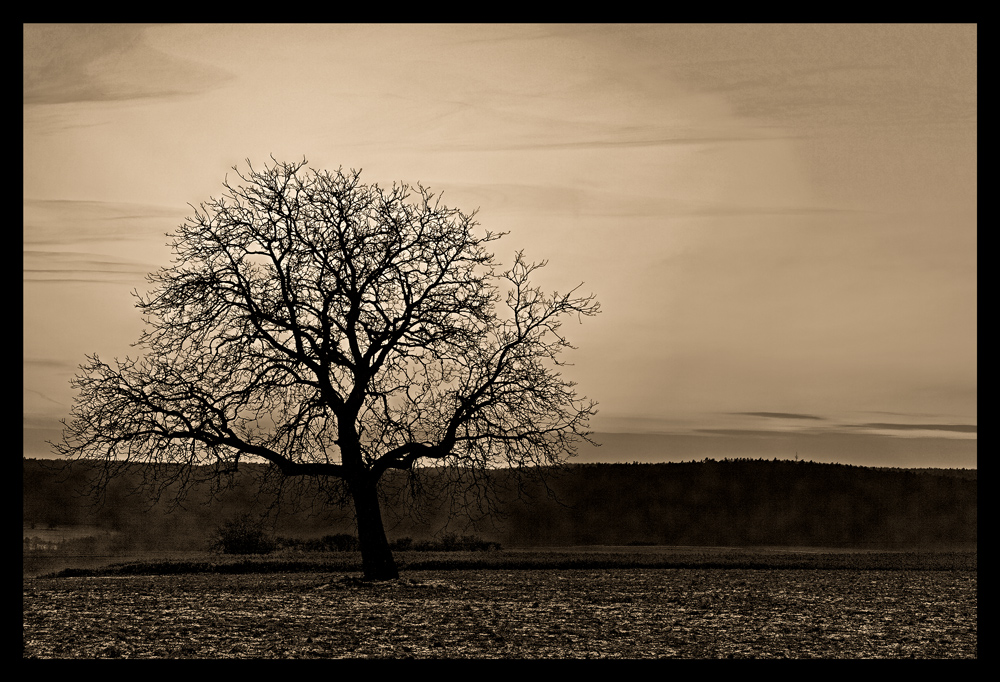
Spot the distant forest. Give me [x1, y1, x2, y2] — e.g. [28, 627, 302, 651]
[23, 458, 976, 551]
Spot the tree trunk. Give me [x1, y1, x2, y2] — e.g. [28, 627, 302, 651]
[350, 476, 399, 581]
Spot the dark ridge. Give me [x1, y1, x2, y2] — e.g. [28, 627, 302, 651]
[24, 457, 977, 555]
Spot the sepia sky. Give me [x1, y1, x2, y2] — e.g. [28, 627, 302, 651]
[23, 24, 977, 468]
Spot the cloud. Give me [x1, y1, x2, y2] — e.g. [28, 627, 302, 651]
[651, 24, 976, 134]
[697, 424, 978, 441]
[696, 415, 978, 440]
[22, 413, 67, 459]
[442, 132, 788, 153]
[23, 357, 80, 373]
[23, 387, 66, 407]
[582, 430, 976, 469]
[23, 199, 179, 247]
[695, 429, 799, 438]
[23, 250, 158, 284]
[23, 246, 164, 287]
[23, 24, 233, 106]
[734, 412, 826, 421]
[438, 181, 859, 225]
[846, 423, 977, 434]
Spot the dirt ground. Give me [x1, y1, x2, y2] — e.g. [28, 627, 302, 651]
[23, 568, 976, 659]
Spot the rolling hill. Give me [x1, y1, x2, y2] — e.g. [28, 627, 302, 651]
[23, 458, 976, 551]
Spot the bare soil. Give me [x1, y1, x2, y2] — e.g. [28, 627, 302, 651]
[23, 568, 976, 658]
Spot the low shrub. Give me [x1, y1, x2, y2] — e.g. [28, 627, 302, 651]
[209, 514, 276, 555]
[391, 533, 501, 552]
[273, 533, 359, 553]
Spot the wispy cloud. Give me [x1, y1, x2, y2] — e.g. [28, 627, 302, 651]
[23, 24, 233, 106]
[695, 429, 800, 438]
[656, 24, 977, 135]
[846, 423, 977, 434]
[697, 424, 978, 440]
[442, 133, 791, 153]
[23, 388, 66, 409]
[23, 249, 160, 285]
[441, 181, 860, 223]
[733, 411, 826, 421]
[23, 199, 179, 247]
[23, 357, 81, 373]
[583, 429, 977, 469]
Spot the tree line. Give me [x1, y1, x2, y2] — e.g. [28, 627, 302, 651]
[23, 458, 976, 551]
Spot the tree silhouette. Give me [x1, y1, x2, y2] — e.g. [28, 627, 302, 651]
[52, 158, 600, 580]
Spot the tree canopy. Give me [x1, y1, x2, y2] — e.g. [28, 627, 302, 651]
[53, 158, 600, 579]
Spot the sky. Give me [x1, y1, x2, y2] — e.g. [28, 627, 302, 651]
[24, 24, 977, 469]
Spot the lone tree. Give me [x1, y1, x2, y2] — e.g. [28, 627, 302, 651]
[53, 158, 600, 580]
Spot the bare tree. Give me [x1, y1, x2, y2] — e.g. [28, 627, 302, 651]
[52, 158, 600, 580]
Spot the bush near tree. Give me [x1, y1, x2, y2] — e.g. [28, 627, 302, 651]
[209, 514, 276, 555]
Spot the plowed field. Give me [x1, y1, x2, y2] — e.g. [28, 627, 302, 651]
[23, 568, 976, 658]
